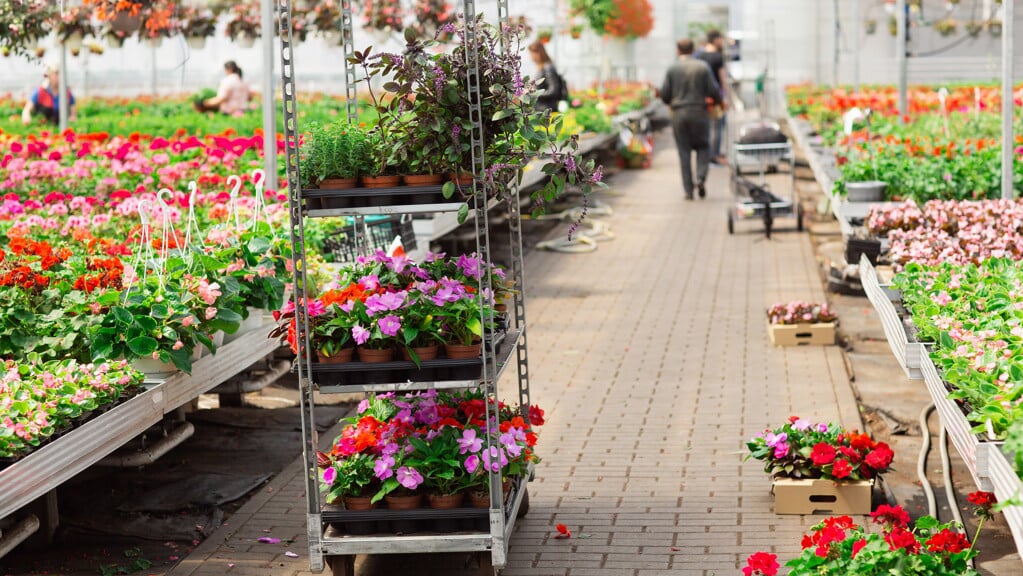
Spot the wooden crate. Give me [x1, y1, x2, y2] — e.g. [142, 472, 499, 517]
[773, 478, 873, 515]
[768, 322, 836, 347]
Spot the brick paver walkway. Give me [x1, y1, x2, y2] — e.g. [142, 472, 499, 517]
[171, 132, 861, 576]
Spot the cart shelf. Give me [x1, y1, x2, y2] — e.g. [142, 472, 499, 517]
[316, 330, 522, 393]
[318, 471, 530, 556]
[0, 324, 282, 521]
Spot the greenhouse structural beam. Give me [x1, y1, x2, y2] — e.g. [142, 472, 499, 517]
[896, 0, 907, 119]
[58, 46, 68, 131]
[262, 0, 278, 192]
[1002, 0, 1014, 200]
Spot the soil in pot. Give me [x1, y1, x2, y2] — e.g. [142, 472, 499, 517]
[357, 346, 394, 363]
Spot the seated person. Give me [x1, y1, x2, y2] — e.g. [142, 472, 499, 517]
[22, 64, 76, 125]
[203, 60, 251, 116]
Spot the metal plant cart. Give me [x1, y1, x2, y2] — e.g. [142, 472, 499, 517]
[727, 121, 802, 238]
[275, 0, 532, 573]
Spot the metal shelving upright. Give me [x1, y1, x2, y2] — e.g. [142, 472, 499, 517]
[275, 0, 532, 572]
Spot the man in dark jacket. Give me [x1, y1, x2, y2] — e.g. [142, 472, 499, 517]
[661, 38, 722, 200]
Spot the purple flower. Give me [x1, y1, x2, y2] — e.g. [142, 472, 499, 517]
[360, 274, 379, 291]
[396, 466, 423, 490]
[357, 399, 370, 414]
[457, 428, 483, 454]
[817, 423, 829, 433]
[765, 432, 787, 448]
[340, 299, 355, 313]
[791, 419, 811, 431]
[464, 454, 480, 474]
[591, 166, 603, 183]
[425, 251, 446, 263]
[564, 155, 576, 172]
[352, 324, 370, 346]
[457, 254, 482, 280]
[322, 467, 337, 485]
[500, 432, 522, 457]
[426, 428, 442, 441]
[773, 442, 790, 459]
[374, 455, 395, 480]
[481, 446, 508, 473]
[451, 125, 461, 141]
[378, 315, 401, 337]
[415, 399, 439, 426]
[366, 291, 407, 315]
[307, 299, 327, 317]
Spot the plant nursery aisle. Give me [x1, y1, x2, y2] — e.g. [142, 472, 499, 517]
[170, 133, 861, 576]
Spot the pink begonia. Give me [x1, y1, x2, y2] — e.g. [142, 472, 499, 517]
[205, 306, 218, 320]
[172, 341, 184, 350]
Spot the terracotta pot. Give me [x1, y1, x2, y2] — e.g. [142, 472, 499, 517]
[361, 175, 402, 189]
[448, 172, 475, 186]
[317, 347, 354, 364]
[494, 303, 509, 313]
[444, 341, 481, 359]
[468, 490, 490, 509]
[343, 495, 377, 510]
[319, 177, 358, 190]
[400, 344, 440, 362]
[357, 346, 394, 363]
[427, 492, 465, 509]
[111, 12, 142, 33]
[402, 174, 444, 186]
[384, 493, 422, 510]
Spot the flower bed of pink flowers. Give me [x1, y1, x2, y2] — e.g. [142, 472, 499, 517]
[866, 199, 1023, 268]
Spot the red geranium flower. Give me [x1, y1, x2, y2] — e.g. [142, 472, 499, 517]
[864, 443, 894, 471]
[528, 404, 545, 426]
[967, 491, 997, 507]
[810, 442, 836, 466]
[884, 525, 921, 554]
[870, 504, 911, 529]
[925, 528, 970, 554]
[851, 539, 868, 558]
[742, 551, 779, 576]
[832, 459, 852, 479]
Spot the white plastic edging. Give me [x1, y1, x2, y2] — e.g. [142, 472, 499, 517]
[986, 448, 1023, 561]
[859, 255, 923, 379]
[920, 354, 995, 492]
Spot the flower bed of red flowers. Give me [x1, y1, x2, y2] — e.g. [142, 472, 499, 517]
[746, 417, 894, 481]
[741, 496, 996, 576]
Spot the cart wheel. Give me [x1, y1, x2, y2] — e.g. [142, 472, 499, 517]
[727, 211, 735, 235]
[327, 555, 355, 576]
[477, 551, 497, 576]
[796, 203, 805, 232]
[517, 488, 530, 518]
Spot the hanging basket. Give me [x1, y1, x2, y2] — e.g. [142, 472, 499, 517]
[111, 12, 142, 34]
[236, 34, 256, 49]
[186, 36, 207, 50]
[63, 32, 84, 51]
[106, 33, 125, 49]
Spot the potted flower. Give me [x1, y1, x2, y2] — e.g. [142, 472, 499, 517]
[0, 0, 53, 57]
[766, 301, 837, 346]
[137, 3, 180, 48]
[300, 121, 371, 190]
[397, 292, 444, 366]
[741, 497, 996, 575]
[225, 0, 260, 48]
[569, 23, 584, 39]
[536, 27, 553, 44]
[321, 452, 378, 509]
[360, 129, 403, 189]
[864, 18, 877, 35]
[350, 19, 604, 222]
[181, 7, 217, 50]
[311, 301, 354, 363]
[965, 20, 983, 37]
[309, 1, 342, 44]
[57, 7, 95, 52]
[989, 19, 1002, 37]
[746, 417, 894, 515]
[406, 427, 472, 509]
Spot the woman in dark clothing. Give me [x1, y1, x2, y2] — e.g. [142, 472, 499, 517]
[529, 41, 564, 114]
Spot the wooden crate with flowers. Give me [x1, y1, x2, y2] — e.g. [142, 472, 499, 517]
[766, 301, 837, 346]
[746, 417, 894, 515]
[740, 493, 997, 575]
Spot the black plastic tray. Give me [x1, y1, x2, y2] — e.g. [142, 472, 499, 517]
[302, 185, 448, 210]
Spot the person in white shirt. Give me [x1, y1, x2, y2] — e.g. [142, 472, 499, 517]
[203, 61, 251, 116]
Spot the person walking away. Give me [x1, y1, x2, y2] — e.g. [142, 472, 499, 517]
[22, 64, 76, 125]
[661, 38, 722, 200]
[695, 29, 729, 165]
[203, 61, 251, 116]
[529, 41, 566, 114]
